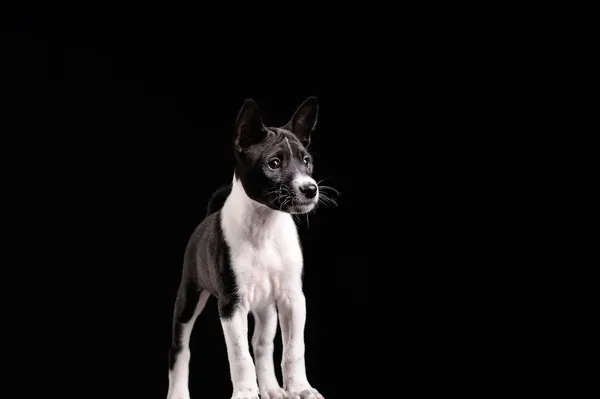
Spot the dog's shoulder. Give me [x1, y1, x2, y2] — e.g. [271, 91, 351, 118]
[205, 184, 232, 216]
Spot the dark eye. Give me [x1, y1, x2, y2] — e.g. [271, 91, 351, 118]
[303, 156, 311, 165]
[268, 158, 281, 169]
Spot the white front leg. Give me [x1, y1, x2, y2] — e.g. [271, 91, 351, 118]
[252, 303, 287, 399]
[278, 291, 324, 399]
[220, 307, 260, 399]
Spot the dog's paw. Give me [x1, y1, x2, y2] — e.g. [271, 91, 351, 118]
[260, 386, 288, 399]
[166, 390, 190, 399]
[231, 386, 260, 399]
[286, 387, 324, 399]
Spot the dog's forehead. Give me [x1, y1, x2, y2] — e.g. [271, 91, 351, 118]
[265, 127, 304, 155]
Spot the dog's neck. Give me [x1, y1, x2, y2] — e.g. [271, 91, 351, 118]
[221, 175, 292, 241]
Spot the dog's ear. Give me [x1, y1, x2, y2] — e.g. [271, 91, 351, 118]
[234, 98, 267, 150]
[284, 96, 319, 147]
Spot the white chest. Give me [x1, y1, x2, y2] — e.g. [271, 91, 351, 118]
[230, 231, 303, 308]
[221, 184, 304, 310]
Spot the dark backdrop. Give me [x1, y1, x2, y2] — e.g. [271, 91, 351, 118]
[4, 7, 598, 398]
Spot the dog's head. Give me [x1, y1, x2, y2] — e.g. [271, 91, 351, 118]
[232, 96, 320, 214]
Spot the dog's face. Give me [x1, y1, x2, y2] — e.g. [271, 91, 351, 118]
[233, 97, 320, 214]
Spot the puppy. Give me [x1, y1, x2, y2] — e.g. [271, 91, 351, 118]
[167, 97, 326, 399]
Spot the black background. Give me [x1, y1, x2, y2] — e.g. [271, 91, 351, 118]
[4, 6, 598, 397]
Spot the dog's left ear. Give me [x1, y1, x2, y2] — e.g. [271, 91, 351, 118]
[284, 96, 319, 147]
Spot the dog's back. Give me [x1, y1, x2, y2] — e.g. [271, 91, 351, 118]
[205, 184, 232, 217]
[167, 96, 326, 399]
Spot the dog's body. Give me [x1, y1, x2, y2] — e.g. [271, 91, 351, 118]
[167, 97, 326, 399]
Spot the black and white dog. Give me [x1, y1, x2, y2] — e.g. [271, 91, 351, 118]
[167, 97, 328, 399]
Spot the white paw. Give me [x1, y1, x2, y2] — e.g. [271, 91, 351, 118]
[166, 390, 190, 399]
[231, 386, 260, 399]
[260, 386, 288, 399]
[286, 387, 324, 399]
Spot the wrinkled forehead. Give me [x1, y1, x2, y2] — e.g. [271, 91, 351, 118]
[263, 127, 306, 157]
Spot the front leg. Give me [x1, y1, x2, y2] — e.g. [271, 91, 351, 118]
[252, 303, 287, 399]
[278, 291, 324, 399]
[219, 301, 260, 399]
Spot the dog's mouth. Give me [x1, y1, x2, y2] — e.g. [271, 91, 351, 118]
[268, 192, 318, 214]
[287, 202, 316, 214]
[287, 197, 318, 214]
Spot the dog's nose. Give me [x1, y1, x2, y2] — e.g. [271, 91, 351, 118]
[300, 184, 318, 199]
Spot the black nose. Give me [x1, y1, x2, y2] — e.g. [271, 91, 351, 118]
[300, 184, 318, 199]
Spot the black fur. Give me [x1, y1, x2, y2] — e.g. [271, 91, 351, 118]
[168, 279, 202, 369]
[233, 98, 319, 214]
[168, 209, 238, 372]
[283, 96, 319, 147]
[205, 184, 232, 216]
[167, 97, 320, 374]
[182, 211, 237, 315]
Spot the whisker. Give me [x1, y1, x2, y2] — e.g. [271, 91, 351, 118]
[280, 195, 293, 211]
[268, 183, 294, 208]
[314, 179, 341, 210]
[317, 192, 339, 208]
[318, 185, 341, 196]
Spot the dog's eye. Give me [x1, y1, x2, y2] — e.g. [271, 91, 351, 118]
[268, 158, 281, 169]
[303, 156, 311, 165]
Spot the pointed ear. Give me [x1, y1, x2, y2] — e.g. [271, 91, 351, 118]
[284, 96, 319, 146]
[234, 98, 267, 150]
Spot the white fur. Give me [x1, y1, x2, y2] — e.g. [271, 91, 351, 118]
[219, 176, 323, 399]
[284, 137, 294, 157]
[292, 173, 318, 196]
[167, 290, 211, 399]
[252, 303, 287, 399]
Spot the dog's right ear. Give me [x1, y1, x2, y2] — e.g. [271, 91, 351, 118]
[234, 98, 267, 150]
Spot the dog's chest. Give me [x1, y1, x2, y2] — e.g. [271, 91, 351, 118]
[226, 216, 302, 308]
